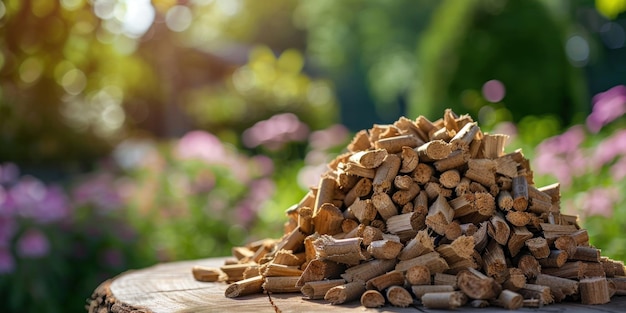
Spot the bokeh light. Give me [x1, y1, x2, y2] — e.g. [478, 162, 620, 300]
[121, 0, 155, 38]
[600, 22, 625, 49]
[565, 35, 590, 66]
[481, 79, 506, 103]
[18, 57, 44, 84]
[166, 5, 192, 32]
[61, 68, 87, 95]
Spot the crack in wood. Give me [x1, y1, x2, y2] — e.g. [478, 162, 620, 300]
[267, 292, 282, 313]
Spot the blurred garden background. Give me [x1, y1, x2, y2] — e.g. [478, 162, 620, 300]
[1, 0, 626, 312]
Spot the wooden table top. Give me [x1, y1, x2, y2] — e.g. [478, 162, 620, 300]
[88, 256, 626, 313]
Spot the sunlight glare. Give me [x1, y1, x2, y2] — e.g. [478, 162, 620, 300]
[121, 0, 155, 38]
[166, 5, 193, 32]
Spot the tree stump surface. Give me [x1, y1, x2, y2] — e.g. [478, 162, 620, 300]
[88, 257, 626, 313]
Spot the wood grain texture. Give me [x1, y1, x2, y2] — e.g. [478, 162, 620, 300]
[89, 257, 626, 313]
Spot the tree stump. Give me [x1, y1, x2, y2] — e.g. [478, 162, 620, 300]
[88, 257, 626, 313]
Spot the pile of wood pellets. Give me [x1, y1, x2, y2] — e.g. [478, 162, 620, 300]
[192, 110, 626, 310]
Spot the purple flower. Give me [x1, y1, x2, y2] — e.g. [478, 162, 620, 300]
[16, 229, 50, 258]
[0, 216, 16, 248]
[234, 201, 256, 226]
[73, 173, 124, 213]
[0, 185, 17, 216]
[175, 130, 227, 164]
[309, 124, 349, 151]
[580, 187, 619, 218]
[36, 185, 71, 224]
[10, 176, 46, 218]
[233, 179, 276, 226]
[586, 85, 626, 133]
[0, 248, 15, 274]
[242, 113, 310, 150]
[0, 163, 19, 185]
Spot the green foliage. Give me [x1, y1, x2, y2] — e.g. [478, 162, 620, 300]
[0, 0, 158, 166]
[187, 46, 338, 138]
[0, 0, 335, 167]
[295, 0, 439, 127]
[413, 0, 587, 125]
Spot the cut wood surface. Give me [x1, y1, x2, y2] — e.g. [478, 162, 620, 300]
[88, 256, 626, 313]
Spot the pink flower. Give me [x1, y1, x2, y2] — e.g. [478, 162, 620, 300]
[533, 152, 573, 187]
[586, 85, 626, 133]
[580, 187, 619, 218]
[175, 130, 227, 164]
[482, 79, 506, 103]
[611, 156, 626, 181]
[242, 113, 310, 150]
[592, 129, 626, 168]
[233, 179, 276, 226]
[247, 178, 275, 204]
[536, 125, 585, 155]
[309, 124, 349, 151]
[251, 155, 274, 177]
[0, 248, 15, 274]
[16, 229, 50, 258]
[234, 202, 255, 226]
[534, 126, 587, 186]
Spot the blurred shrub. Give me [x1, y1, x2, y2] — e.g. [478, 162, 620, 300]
[115, 130, 283, 260]
[0, 0, 158, 166]
[532, 85, 626, 261]
[0, 114, 351, 313]
[413, 0, 587, 125]
[186, 46, 339, 142]
[0, 164, 152, 313]
[117, 113, 349, 259]
[0, 0, 336, 169]
[295, 0, 440, 129]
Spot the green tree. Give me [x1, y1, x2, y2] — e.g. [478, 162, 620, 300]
[412, 0, 588, 126]
[295, 0, 439, 129]
[0, 0, 156, 169]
